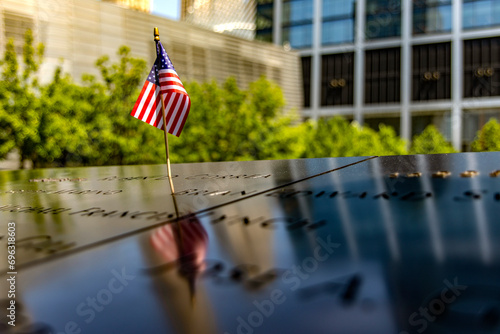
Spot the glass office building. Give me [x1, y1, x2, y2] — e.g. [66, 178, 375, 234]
[257, 0, 500, 150]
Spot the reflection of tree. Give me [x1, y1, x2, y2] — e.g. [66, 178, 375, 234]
[142, 216, 217, 334]
[427, 4, 443, 32]
[414, 0, 445, 33]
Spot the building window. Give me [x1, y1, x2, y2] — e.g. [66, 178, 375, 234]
[365, 0, 401, 40]
[464, 37, 500, 98]
[412, 42, 451, 101]
[413, 0, 452, 35]
[321, 53, 354, 106]
[282, 24, 313, 49]
[302, 56, 312, 108]
[282, 0, 313, 48]
[463, 0, 500, 30]
[322, 0, 355, 45]
[256, 0, 274, 43]
[364, 48, 401, 104]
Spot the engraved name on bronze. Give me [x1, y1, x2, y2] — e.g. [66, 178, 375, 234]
[0, 205, 72, 215]
[266, 188, 433, 201]
[3, 189, 122, 195]
[29, 178, 88, 182]
[97, 173, 271, 181]
[16, 235, 75, 254]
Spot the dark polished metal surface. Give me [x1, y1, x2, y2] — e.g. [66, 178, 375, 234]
[1, 153, 499, 334]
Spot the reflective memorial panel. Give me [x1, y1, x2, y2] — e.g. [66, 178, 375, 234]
[1, 153, 499, 334]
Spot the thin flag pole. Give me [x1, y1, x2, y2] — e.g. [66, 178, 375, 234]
[154, 27, 176, 197]
[154, 28, 181, 228]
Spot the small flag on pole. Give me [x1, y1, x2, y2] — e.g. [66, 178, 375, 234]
[131, 41, 191, 137]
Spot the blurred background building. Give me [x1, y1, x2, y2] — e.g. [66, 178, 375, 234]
[252, 0, 500, 150]
[102, 0, 152, 12]
[181, 0, 256, 40]
[0, 0, 302, 112]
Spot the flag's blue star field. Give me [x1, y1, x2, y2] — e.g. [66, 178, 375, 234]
[147, 41, 176, 85]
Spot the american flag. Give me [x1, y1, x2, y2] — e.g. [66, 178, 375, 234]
[131, 41, 191, 137]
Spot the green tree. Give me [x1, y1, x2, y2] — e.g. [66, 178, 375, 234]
[409, 125, 456, 154]
[238, 76, 301, 160]
[33, 46, 165, 167]
[377, 124, 408, 155]
[302, 117, 406, 158]
[88, 46, 164, 165]
[170, 76, 301, 162]
[0, 30, 44, 167]
[303, 117, 357, 158]
[31, 68, 97, 167]
[0, 41, 166, 168]
[471, 118, 500, 152]
[0, 33, 302, 167]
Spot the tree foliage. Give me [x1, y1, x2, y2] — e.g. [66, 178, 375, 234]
[0, 32, 165, 168]
[409, 125, 456, 154]
[301, 117, 407, 158]
[170, 77, 301, 162]
[0, 30, 43, 166]
[471, 118, 500, 152]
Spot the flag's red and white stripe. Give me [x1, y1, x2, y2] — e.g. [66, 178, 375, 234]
[131, 70, 190, 137]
